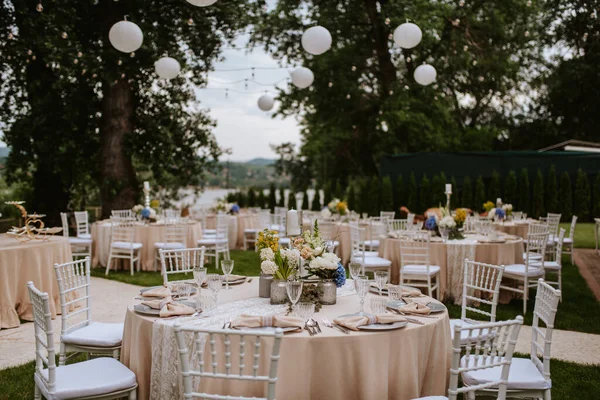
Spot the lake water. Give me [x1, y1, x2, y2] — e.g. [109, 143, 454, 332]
[174, 188, 320, 209]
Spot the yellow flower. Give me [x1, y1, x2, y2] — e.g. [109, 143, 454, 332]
[150, 199, 160, 209]
[483, 201, 494, 212]
[454, 208, 467, 227]
[336, 201, 348, 215]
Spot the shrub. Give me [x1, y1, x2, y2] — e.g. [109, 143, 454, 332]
[347, 182, 356, 212]
[518, 169, 530, 215]
[268, 183, 276, 212]
[407, 173, 418, 213]
[311, 186, 321, 211]
[461, 176, 473, 210]
[370, 176, 380, 216]
[301, 191, 309, 210]
[504, 170, 517, 205]
[334, 180, 343, 199]
[450, 176, 458, 208]
[559, 172, 572, 220]
[488, 170, 501, 203]
[394, 174, 404, 212]
[474, 175, 486, 212]
[323, 182, 332, 205]
[431, 174, 444, 206]
[381, 176, 393, 212]
[287, 190, 296, 210]
[532, 169, 545, 218]
[574, 168, 591, 220]
[359, 178, 371, 215]
[419, 174, 431, 213]
[247, 187, 256, 207]
[546, 165, 558, 213]
[277, 187, 285, 207]
[257, 189, 266, 209]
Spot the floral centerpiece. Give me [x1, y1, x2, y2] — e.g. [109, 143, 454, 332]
[213, 199, 240, 215]
[132, 203, 157, 221]
[437, 207, 465, 240]
[424, 214, 438, 231]
[454, 208, 467, 228]
[483, 201, 495, 213]
[502, 203, 513, 217]
[489, 207, 506, 222]
[321, 198, 348, 219]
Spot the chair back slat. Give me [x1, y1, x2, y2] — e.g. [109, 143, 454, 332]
[461, 260, 505, 322]
[568, 216, 578, 240]
[164, 224, 187, 244]
[74, 211, 89, 237]
[530, 279, 561, 382]
[387, 219, 408, 233]
[110, 219, 137, 243]
[160, 247, 206, 285]
[54, 257, 92, 335]
[380, 211, 395, 220]
[553, 228, 565, 262]
[111, 209, 134, 218]
[546, 213, 562, 238]
[399, 233, 432, 273]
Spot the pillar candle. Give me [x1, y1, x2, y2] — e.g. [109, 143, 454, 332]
[143, 181, 150, 191]
[286, 209, 301, 236]
[445, 183, 452, 194]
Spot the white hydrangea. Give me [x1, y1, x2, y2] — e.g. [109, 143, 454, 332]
[260, 247, 275, 261]
[281, 248, 301, 267]
[439, 216, 456, 229]
[260, 260, 278, 275]
[321, 208, 332, 219]
[309, 252, 340, 270]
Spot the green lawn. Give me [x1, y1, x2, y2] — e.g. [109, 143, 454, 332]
[560, 222, 596, 249]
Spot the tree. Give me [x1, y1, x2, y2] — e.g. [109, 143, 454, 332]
[461, 177, 473, 210]
[347, 182, 356, 212]
[301, 191, 309, 210]
[323, 182, 332, 205]
[419, 175, 431, 214]
[311, 186, 321, 211]
[546, 165, 558, 213]
[431, 174, 444, 207]
[236, 191, 247, 208]
[518, 169, 530, 215]
[532, 169, 545, 218]
[268, 183, 277, 212]
[381, 176, 393, 212]
[359, 178, 371, 215]
[488, 170, 501, 203]
[277, 187, 285, 207]
[247, 188, 256, 208]
[257, 189, 266, 209]
[450, 176, 458, 209]
[504, 171, 517, 206]
[287, 190, 296, 210]
[559, 172, 572, 221]
[574, 169, 591, 220]
[369, 176, 380, 216]
[334, 180, 343, 200]
[474, 176, 486, 212]
[394, 174, 404, 212]
[593, 174, 600, 219]
[407, 173, 418, 213]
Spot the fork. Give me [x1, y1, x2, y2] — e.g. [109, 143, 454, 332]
[310, 318, 322, 334]
[323, 318, 349, 334]
[304, 321, 314, 336]
[307, 319, 319, 335]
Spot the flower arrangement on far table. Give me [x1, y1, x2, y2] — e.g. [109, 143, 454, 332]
[321, 198, 348, 219]
[424, 214, 438, 231]
[502, 203, 513, 217]
[489, 207, 506, 222]
[132, 203, 158, 221]
[483, 201, 495, 213]
[454, 208, 467, 228]
[212, 199, 240, 215]
[257, 229, 298, 280]
[438, 207, 465, 240]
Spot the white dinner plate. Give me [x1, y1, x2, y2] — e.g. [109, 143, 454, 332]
[133, 300, 196, 316]
[140, 285, 198, 296]
[357, 321, 408, 331]
[390, 302, 446, 314]
[231, 326, 300, 333]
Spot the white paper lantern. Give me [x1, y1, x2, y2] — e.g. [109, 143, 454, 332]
[301, 26, 332, 55]
[257, 94, 274, 111]
[291, 67, 314, 89]
[414, 64, 437, 86]
[155, 57, 181, 80]
[393, 22, 422, 49]
[186, 0, 218, 6]
[109, 20, 143, 53]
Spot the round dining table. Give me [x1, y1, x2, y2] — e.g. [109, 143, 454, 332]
[379, 234, 524, 303]
[493, 220, 530, 239]
[121, 280, 451, 400]
[0, 234, 72, 329]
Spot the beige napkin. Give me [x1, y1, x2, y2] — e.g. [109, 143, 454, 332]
[141, 296, 196, 318]
[333, 314, 406, 331]
[225, 274, 245, 282]
[401, 302, 431, 315]
[401, 286, 423, 297]
[141, 286, 172, 298]
[230, 314, 304, 329]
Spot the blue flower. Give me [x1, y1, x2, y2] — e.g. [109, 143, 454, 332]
[141, 207, 151, 219]
[495, 208, 506, 220]
[334, 262, 346, 288]
[425, 216, 437, 231]
[231, 204, 240, 214]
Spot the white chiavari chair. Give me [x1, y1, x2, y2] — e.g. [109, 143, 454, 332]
[559, 215, 577, 264]
[111, 209, 133, 218]
[380, 211, 396, 220]
[243, 211, 271, 250]
[174, 324, 283, 400]
[500, 227, 548, 314]
[407, 213, 415, 225]
[61, 212, 92, 260]
[349, 222, 391, 276]
[449, 260, 505, 345]
[74, 211, 91, 239]
[523, 222, 549, 261]
[364, 217, 387, 251]
[387, 219, 408, 234]
[533, 228, 565, 301]
[105, 219, 142, 276]
[160, 247, 206, 286]
[154, 223, 187, 271]
[318, 219, 340, 252]
[414, 317, 523, 400]
[54, 257, 124, 365]
[27, 282, 137, 400]
[461, 280, 559, 399]
[399, 233, 441, 299]
[197, 214, 230, 268]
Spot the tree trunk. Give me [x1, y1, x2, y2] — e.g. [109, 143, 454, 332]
[99, 80, 137, 218]
[363, 0, 397, 97]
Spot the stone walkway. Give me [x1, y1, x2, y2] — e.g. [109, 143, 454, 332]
[1, 276, 599, 370]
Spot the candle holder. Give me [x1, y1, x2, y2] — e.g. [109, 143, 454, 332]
[445, 192, 452, 210]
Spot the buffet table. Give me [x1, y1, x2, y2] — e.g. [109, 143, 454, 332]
[121, 280, 451, 400]
[0, 234, 72, 329]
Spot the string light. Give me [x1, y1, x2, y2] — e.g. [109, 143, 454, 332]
[36, 1, 43, 12]
[62, 32, 68, 39]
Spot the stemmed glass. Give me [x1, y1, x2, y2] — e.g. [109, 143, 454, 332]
[349, 262, 362, 281]
[355, 275, 370, 315]
[374, 271, 389, 297]
[221, 260, 234, 290]
[286, 280, 303, 316]
[193, 265, 207, 310]
[206, 274, 223, 307]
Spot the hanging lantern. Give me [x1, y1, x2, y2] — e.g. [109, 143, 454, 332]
[257, 94, 274, 111]
[414, 64, 437, 86]
[301, 26, 332, 55]
[155, 57, 181, 79]
[186, 0, 218, 6]
[393, 22, 422, 49]
[291, 67, 314, 89]
[109, 20, 143, 53]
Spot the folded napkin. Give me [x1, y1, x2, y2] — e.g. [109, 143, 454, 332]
[333, 314, 406, 331]
[141, 296, 196, 318]
[225, 274, 245, 282]
[401, 302, 431, 315]
[230, 314, 303, 329]
[141, 286, 172, 298]
[401, 286, 423, 297]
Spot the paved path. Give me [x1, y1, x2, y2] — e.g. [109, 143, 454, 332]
[1, 277, 599, 370]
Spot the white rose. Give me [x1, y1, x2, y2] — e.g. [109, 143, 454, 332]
[261, 260, 278, 275]
[313, 246, 324, 257]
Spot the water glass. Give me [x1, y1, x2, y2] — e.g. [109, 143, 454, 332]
[221, 260, 234, 290]
[374, 271, 389, 297]
[297, 302, 315, 322]
[355, 275, 370, 315]
[181, 283, 193, 299]
[193, 265, 207, 297]
[388, 285, 402, 301]
[198, 294, 215, 312]
[370, 297, 388, 315]
[286, 280, 303, 316]
[206, 274, 223, 306]
[349, 262, 362, 280]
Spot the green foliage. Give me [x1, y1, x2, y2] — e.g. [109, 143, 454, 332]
[301, 191, 309, 210]
[287, 190, 296, 210]
[311, 187, 321, 211]
[347, 182, 356, 212]
[334, 180, 343, 200]
[323, 182, 332, 205]
[278, 187, 285, 207]
[394, 174, 404, 211]
[546, 165, 559, 213]
[474, 176, 486, 212]
[461, 177, 473, 210]
[247, 188, 256, 207]
[419, 175, 431, 213]
[369, 176, 380, 216]
[574, 169, 591, 220]
[268, 183, 276, 212]
[407, 173, 418, 213]
[236, 191, 247, 208]
[505, 171, 518, 205]
[560, 172, 573, 221]
[518, 169, 530, 215]
[381, 176, 393, 212]
[257, 189, 266, 209]
[431, 174, 444, 206]
[532, 169, 545, 218]
[450, 176, 458, 208]
[594, 174, 600, 219]
[359, 178, 371, 215]
[488, 170, 501, 202]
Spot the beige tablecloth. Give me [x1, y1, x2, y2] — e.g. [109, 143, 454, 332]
[92, 221, 203, 270]
[494, 221, 529, 239]
[0, 234, 72, 329]
[235, 214, 258, 248]
[379, 235, 524, 302]
[121, 280, 451, 400]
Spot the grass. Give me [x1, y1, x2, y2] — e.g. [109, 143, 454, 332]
[559, 222, 596, 249]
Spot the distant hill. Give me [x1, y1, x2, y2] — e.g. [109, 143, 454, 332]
[205, 158, 287, 189]
[0, 147, 9, 159]
[245, 158, 275, 166]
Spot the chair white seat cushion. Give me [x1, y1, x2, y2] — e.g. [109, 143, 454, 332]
[449, 319, 491, 343]
[244, 228, 258, 234]
[412, 397, 448, 400]
[523, 252, 543, 261]
[560, 237, 573, 244]
[351, 256, 391, 267]
[197, 238, 228, 245]
[362, 239, 380, 248]
[461, 356, 551, 390]
[351, 251, 379, 258]
[69, 237, 92, 245]
[154, 242, 185, 250]
[203, 229, 217, 234]
[269, 224, 282, 231]
[531, 260, 561, 270]
[111, 241, 143, 250]
[36, 357, 136, 400]
[77, 233, 91, 240]
[401, 265, 441, 276]
[504, 264, 545, 277]
[61, 322, 124, 347]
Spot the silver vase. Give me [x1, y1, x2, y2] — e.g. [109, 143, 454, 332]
[318, 279, 337, 305]
[259, 273, 273, 298]
[270, 280, 288, 305]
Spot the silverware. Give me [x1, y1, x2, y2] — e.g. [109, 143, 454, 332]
[404, 317, 425, 325]
[307, 319, 319, 335]
[246, 277, 253, 283]
[311, 319, 322, 334]
[304, 321, 314, 336]
[322, 318, 349, 334]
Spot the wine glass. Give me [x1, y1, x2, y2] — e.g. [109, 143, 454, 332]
[206, 274, 223, 306]
[221, 260, 234, 290]
[355, 275, 370, 315]
[193, 265, 207, 310]
[374, 271, 389, 297]
[349, 262, 362, 281]
[286, 280, 303, 316]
